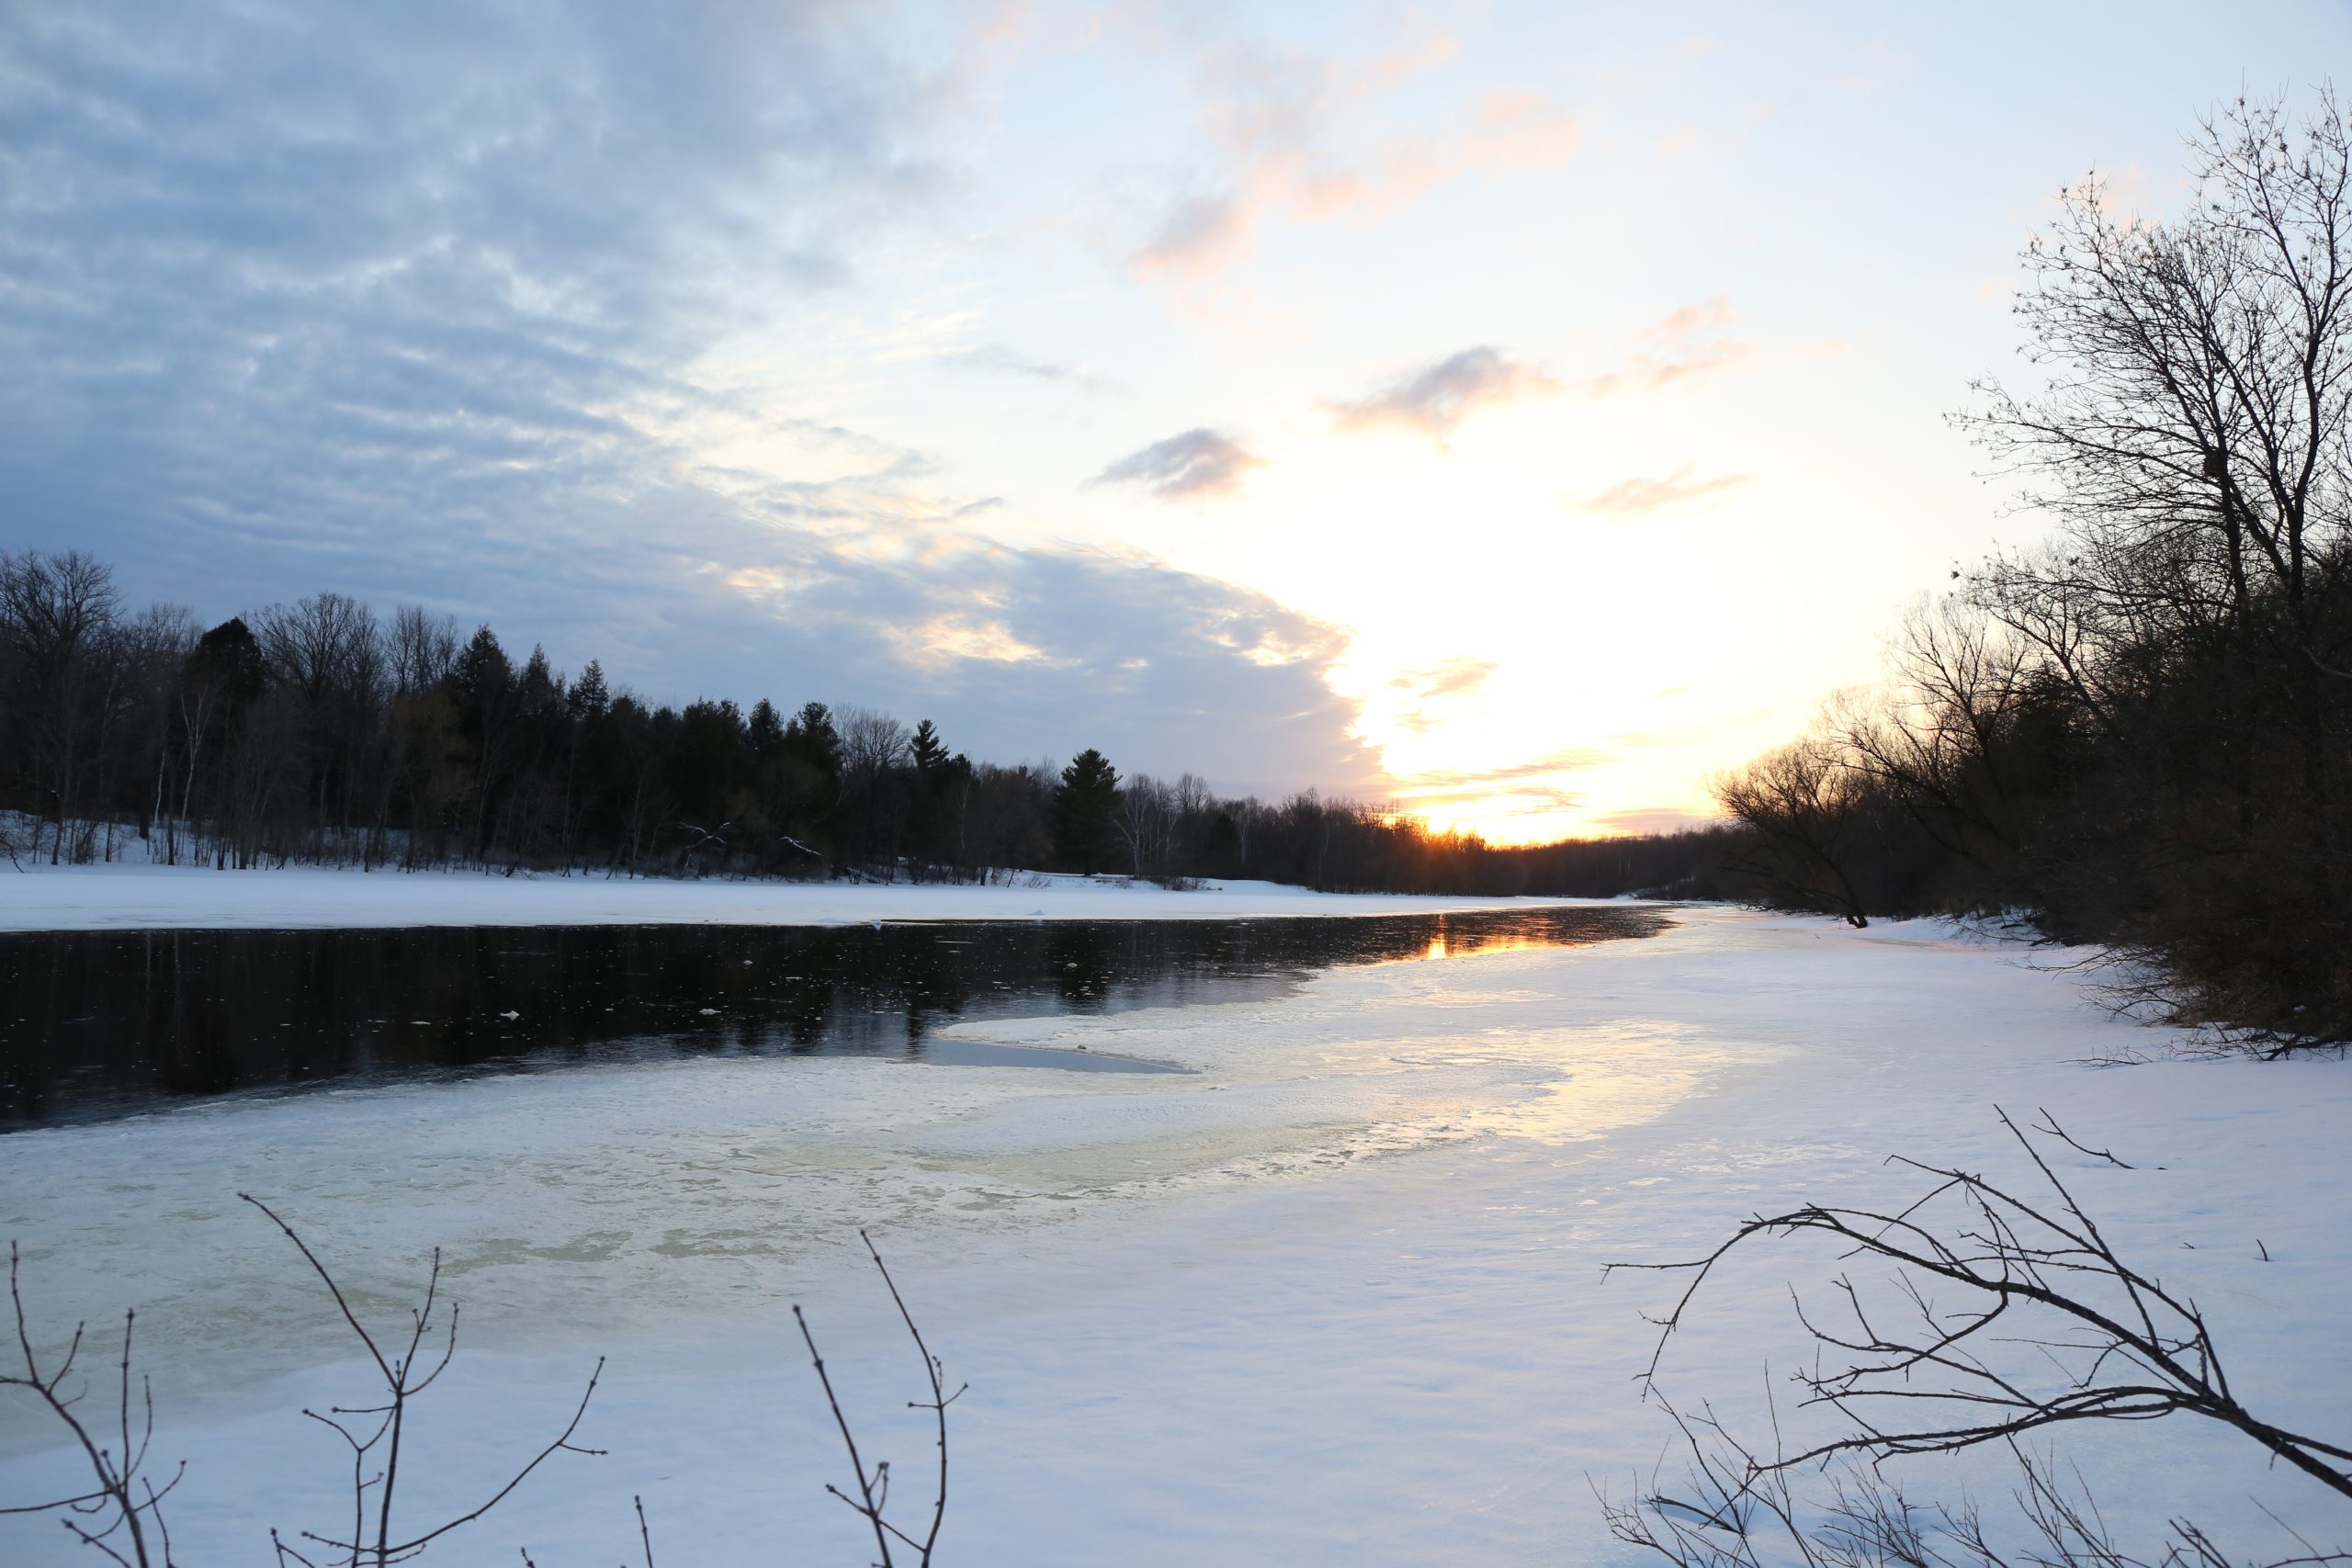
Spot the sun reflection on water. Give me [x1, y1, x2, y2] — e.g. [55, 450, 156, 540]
[1415, 919, 1564, 964]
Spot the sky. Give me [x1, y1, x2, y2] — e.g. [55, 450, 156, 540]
[5, 1, 2349, 840]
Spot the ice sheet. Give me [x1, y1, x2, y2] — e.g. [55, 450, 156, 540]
[3, 909, 2346, 1565]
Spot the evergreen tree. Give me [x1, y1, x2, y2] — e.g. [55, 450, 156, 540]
[672, 698, 748, 832]
[187, 617, 267, 716]
[747, 698, 786, 759]
[448, 625, 516, 856]
[567, 659, 611, 722]
[1051, 748, 1120, 876]
[449, 625, 512, 732]
[909, 718, 948, 775]
[1202, 809, 1243, 879]
[904, 719, 974, 878]
[556, 658, 609, 863]
[784, 701, 842, 781]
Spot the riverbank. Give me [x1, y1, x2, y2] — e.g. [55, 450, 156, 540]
[0, 857, 1616, 931]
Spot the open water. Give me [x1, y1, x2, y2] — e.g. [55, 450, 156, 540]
[0, 905, 1668, 1128]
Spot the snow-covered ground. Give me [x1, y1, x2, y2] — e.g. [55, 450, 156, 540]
[2, 908, 2347, 1564]
[0, 856, 1611, 930]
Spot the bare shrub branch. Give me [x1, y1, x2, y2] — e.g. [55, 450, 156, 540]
[794, 1231, 965, 1567]
[241, 1194, 605, 1567]
[1600, 1111, 2352, 1564]
[0, 1242, 184, 1566]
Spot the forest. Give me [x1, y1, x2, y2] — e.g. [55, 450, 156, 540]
[0, 549, 1735, 900]
[1708, 96, 2352, 1044]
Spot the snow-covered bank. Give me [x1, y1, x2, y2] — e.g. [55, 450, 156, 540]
[2, 910, 2346, 1563]
[0, 858, 1611, 931]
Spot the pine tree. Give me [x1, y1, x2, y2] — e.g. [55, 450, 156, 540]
[1051, 748, 1120, 876]
[567, 659, 611, 722]
[785, 701, 842, 782]
[517, 646, 560, 723]
[910, 717, 948, 775]
[903, 720, 974, 879]
[747, 698, 786, 759]
[1202, 809, 1243, 879]
[449, 625, 512, 747]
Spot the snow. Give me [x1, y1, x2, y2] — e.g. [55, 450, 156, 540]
[0, 857, 1615, 930]
[2, 908, 2348, 1564]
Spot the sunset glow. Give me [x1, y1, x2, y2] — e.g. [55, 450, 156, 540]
[6, 1, 2345, 840]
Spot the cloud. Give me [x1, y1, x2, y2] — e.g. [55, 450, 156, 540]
[1126, 38, 1577, 281]
[0, 1, 953, 582]
[1586, 806, 1725, 836]
[1571, 298, 1756, 399]
[941, 344, 1117, 394]
[0, 2, 1378, 798]
[1292, 88, 1580, 223]
[698, 518, 1375, 796]
[1577, 468, 1749, 516]
[1383, 744, 1616, 827]
[1329, 347, 1556, 441]
[1396, 749, 1611, 792]
[1383, 656, 1498, 733]
[1389, 656, 1498, 702]
[1091, 428, 1264, 501]
[1362, 32, 1461, 94]
[1134, 193, 1252, 277]
[1400, 784, 1588, 820]
[1648, 297, 1740, 338]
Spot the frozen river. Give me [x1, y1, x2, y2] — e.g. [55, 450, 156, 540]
[2, 897, 2346, 1564]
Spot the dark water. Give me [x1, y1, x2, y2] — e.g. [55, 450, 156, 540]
[0, 906, 1669, 1131]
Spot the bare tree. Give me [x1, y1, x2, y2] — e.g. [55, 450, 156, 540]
[244, 594, 390, 861]
[1837, 599, 2036, 865]
[255, 595, 383, 707]
[117, 604, 199, 863]
[385, 607, 459, 699]
[835, 705, 910, 878]
[837, 706, 910, 782]
[1959, 90, 2352, 886]
[1963, 91, 2352, 658]
[0, 550, 121, 862]
[1711, 739, 1876, 926]
[1686, 89, 2352, 1030]
[1116, 773, 1176, 879]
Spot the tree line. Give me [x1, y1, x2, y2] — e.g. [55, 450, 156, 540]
[0, 550, 1739, 897]
[1709, 93, 2352, 1044]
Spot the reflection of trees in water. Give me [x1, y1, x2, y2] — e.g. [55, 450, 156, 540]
[1047, 923, 1114, 1006]
[0, 906, 1669, 1128]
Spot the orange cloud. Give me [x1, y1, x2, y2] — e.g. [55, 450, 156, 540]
[1381, 656, 1499, 734]
[1587, 805, 1724, 835]
[1577, 468, 1748, 516]
[1571, 298, 1756, 398]
[1130, 42, 1578, 283]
